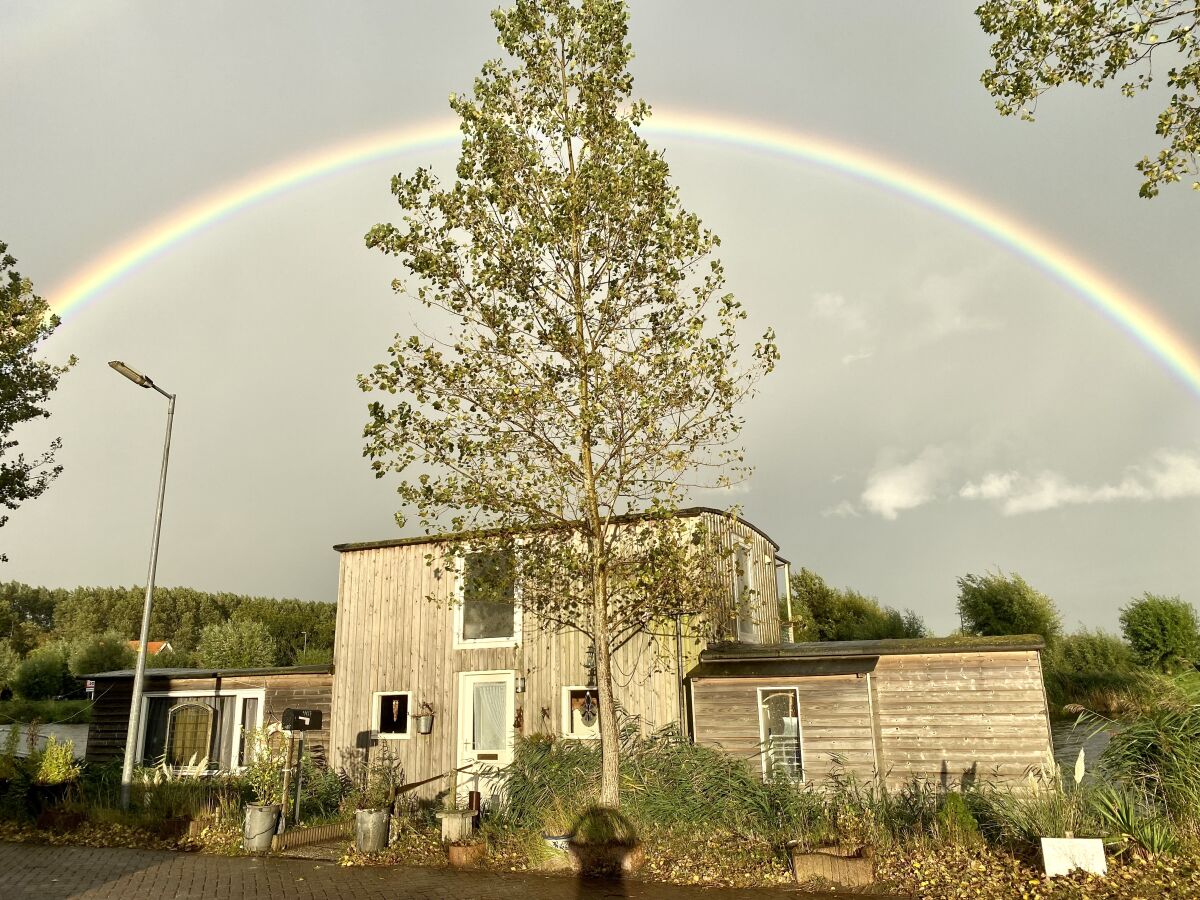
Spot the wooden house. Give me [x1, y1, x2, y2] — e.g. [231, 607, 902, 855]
[85, 665, 333, 770]
[688, 636, 1054, 789]
[329, 507, 788, 801]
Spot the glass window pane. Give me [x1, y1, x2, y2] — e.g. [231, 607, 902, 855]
[760, 689, 802, 780]
[238, 697, 259, 766]
[472, 681, 506, 751]
[377, 693, 409, 736]
[463, 550, 516, 640]
[167, 704, 214, 767]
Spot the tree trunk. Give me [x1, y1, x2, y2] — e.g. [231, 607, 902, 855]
[591, 569, 620, 807]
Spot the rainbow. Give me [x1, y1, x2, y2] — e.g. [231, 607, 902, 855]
[48, 108, 1200, 398]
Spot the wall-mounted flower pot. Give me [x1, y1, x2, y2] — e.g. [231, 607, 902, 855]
[416, 714, 435, 735]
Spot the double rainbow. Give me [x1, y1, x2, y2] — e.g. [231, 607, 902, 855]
[48, 109, 1200, 399]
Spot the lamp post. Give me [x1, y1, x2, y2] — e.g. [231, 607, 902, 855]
[109, 361, 176, 809]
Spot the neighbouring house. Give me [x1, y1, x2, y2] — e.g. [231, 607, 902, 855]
[84, 665, 332, 771]
[127, 640, 174, 656]
[688, 636, 1054, 789]
[329, 507, 787, 802]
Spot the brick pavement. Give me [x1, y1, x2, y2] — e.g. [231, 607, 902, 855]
[0, 842, 861, 899]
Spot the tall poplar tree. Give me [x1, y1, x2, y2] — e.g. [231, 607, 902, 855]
[362, 0, 775, 807]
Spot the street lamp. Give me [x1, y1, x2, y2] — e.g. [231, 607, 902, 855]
[109, 360, 176, 809]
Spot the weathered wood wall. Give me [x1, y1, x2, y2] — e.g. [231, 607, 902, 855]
[690, 649, 1054, 789]
[329, 510, 781, 797]
[85, 672, 333, 767]
[872, 650, 1053, 789]
[689, 674, 877, 782]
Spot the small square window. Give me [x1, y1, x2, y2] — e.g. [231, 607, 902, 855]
[372, 691, 412, 740]
[561, 687, 600, 740]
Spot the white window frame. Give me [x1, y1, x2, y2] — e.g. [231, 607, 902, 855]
[135, 687, 265, 774]
[560, 685, 601, 741]
[734, 542, 757, 643]
[371, 690, 415, 740]
[453, 547, 523, 650]
[756, 685, 804, 782]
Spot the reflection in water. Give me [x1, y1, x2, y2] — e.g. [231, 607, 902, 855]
[1050, 718, 1112, 777]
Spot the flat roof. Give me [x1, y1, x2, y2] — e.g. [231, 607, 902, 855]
[333, 506, 781, 553]
[85, 664, 333, 680]
[700, 634, 1045, 662]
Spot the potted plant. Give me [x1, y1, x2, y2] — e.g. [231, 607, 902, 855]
[446, 833, 486, 868]
[415, 701, 435, 735]
[355, 748, 401, 853]
[566, 807, 644, 877]
[29, 735, 81, 816]
[242, 728, 285, 852]
[540, 797, 573, 855]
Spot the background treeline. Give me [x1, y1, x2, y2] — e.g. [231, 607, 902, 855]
[785, 568, 928, 641]
[0, 582, 336, 702]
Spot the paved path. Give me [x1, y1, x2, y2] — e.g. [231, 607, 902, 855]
[0, 842, 861, 899]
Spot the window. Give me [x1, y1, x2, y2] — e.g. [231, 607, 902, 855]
[138, 690, 262, 772]
[372, 691, 412, 739]
[166, 703, 214, 767]
[455, 549, 521, 648]
[561, 686, 600, 739]
[734, 544, 756, 643]
[758, 687, 803, 781]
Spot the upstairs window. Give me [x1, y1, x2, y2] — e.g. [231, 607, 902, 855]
[734, 544, 756, 643]
[455, 549, 520, 648]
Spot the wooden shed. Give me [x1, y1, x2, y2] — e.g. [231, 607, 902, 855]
[688, 636, 1053, 790]
[85, 665, 333, 771]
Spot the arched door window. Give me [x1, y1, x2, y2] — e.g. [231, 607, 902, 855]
[166, 703, 214, 768]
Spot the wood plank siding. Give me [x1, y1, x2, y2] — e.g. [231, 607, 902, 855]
[689, 647, 1054, 790]
[86, 671, 333, 767]
[872, 650, 1053, 789]
[329, 510, 781, 797]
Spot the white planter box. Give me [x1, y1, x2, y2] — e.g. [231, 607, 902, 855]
[1040, 837, 1107, 877]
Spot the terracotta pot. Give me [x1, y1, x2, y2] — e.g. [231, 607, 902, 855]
[446, 841, 486, 867]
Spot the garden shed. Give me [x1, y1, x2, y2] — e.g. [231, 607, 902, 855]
[688, 635, 1053, 790]
[85, 665, 333, 771]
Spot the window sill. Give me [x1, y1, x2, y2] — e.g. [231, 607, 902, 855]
[453, 638, 520, 650]
[374, 732, 412, 741]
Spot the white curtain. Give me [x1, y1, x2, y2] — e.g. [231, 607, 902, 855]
[473, 681, 507, 751]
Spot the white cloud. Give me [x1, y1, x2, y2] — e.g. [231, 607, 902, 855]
[821, 500, 859, 518]
[811, 292, 869, 332]
[905, 270, 1000, 343]
[959, 449, 1200, 515]
[841, 349, 873, 365]
[861, 446, 951, 520]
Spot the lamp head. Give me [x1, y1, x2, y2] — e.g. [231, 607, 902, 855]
[108, 360, 153, 388]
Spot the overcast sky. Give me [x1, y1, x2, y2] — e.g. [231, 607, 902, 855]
[2, 1, 1197, 635]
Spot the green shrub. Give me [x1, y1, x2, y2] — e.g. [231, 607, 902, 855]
[0, 698, 91, 725]
[1053, 629, 1136, 673]
[242, 728, 286, 805]
[935, 791, 981, 844]
[294, 647, 333, 666]
[1120, 594, 1200, 673]
[1091, 785, 1180, 857]
[68, 631, 134, 676]
[10, 645, 72, 700]
[957, 570, 1061, 644]
[1099, 701, 1200, 819]
[196, 620, 276, 669]
[32, 735, 81, 785]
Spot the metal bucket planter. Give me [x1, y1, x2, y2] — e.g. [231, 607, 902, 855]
[415, 714, 434, 735]
[243, 803, 281, 853]
[355, 808, 391, 853]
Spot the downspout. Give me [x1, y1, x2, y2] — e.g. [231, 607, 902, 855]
[783, 560, 793, 643]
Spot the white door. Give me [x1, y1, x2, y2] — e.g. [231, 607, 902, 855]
[456, 670, 515, 806]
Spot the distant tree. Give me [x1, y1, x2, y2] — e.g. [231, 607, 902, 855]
[1119, 593, 1200, 673]
[0, 243, 76, 561]
[957, 570, 1061, 644]
[791, 568, 927, 642]
[68, 631, 135, 676]
[293, 647, 333, 666]
[196, 620, 277, 669]
[10, 644, 71, 700]
[977, 0, 1200, 198]
[146, 647, 195, 668]
[0, 639, 19, 693]
[1052, 628, 1136, 674]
